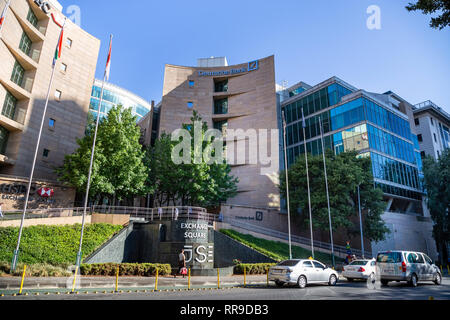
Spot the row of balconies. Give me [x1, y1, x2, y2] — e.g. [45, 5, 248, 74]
[0, 1, 51, 165]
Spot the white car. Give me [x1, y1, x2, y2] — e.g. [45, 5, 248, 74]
[342, 259, 377, 282]
[269, 259, 339, 289]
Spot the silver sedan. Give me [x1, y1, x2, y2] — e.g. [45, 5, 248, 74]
[269, 259, 339, 289]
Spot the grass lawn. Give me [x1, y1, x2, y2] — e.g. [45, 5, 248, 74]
[220, 229, 343, 266]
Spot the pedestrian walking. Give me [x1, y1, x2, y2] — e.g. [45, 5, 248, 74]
[175, 249, 186, 278]
[174, 207, 179, 221]
[0, 203, 3, 219]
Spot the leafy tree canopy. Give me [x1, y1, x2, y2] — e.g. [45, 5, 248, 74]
[280, 150, 389, 243]
[406, 0, 450, 29]
[57, 105, 150, 202]
[146, 111, 238, 208]
[422, 149, 450, 263]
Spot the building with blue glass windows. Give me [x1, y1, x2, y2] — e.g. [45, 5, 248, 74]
[279, 76, 437, 260]
[90, 79, 152, 122]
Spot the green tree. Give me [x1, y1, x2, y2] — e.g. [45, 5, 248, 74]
[57, 105, 150, 204]
[406, 0, 450, 29]
[422, 149, 450, 265]
[280, 150, 389, 243]
[146, 111, 238, 208]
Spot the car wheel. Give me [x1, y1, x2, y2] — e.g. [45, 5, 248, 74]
[434, 273, 442, 286]
[275, 281, 284, 288]
[297, 276, 307, 289]
[346, 278, 353, 282]
[409, 274, 418, 287]
[381, 279, 389, 286]
[329, 274, 337, 286]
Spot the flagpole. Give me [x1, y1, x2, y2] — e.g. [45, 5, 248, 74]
[319, 116, 335, 268]
[76, 34, 113, 266]
[302, 108, 314, 258]
[0, 0, 12, 39]
[11, 17, 67, 272]
[358, 184, 365, 258]
[281, 110, 292, 260]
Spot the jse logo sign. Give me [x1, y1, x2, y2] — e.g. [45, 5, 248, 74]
[184, 245, 214, 264]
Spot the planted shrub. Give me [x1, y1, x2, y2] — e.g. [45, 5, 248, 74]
[80, 263, 171, 277]
[234, 263, 276, 275]
[0, 262, 71, 277]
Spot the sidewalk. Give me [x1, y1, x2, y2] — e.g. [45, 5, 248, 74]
[0, 275, 268, 293]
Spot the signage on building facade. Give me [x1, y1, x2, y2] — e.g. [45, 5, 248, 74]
[0, 183, 55, 201]
[184, 244, 214, 264]
[33, 0, 52, 14]
[235, 211, 264, 222]
[198, 60, 259, 77]
[180, 222, 209, 240]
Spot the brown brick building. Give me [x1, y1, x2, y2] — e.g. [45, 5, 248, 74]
[0, 0, 100, 210]
[145, 56, 282, 217]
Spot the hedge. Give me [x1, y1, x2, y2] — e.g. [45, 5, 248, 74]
[0, 224, 124, 265]
[0, 262, 71, 277]
[80, 263, 171, 277]
[234, 263, 276, 275]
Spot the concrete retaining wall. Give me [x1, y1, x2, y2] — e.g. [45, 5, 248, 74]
[213, 230, 276, 267]
[83, 223, 134, 264]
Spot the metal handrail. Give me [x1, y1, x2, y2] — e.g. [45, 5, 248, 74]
[92, 205, 216, 223]
[222, 217, 373, 258]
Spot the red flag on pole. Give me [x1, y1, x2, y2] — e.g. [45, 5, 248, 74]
[0, 0, 12, 31]
[105, 35, 113, 81]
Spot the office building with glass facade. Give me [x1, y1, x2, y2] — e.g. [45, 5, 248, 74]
[280, 77, 437, 260]
[0, 0, 100, 211]
[90, 79, 151, 122]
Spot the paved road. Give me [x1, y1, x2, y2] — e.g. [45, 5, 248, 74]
[2, 279, 449, 300]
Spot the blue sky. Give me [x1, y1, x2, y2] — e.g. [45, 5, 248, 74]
[59, 0, 450, 112]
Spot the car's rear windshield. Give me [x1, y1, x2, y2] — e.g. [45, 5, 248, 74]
[277, 260, 299, 267]
[349, 260, 369, 266]
[377, 252, 402, 263]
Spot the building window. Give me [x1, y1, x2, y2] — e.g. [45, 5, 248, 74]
[49, 118, 55, 128]
[187, 101, 194, 109]
[189, 80, 195, 88]
[414, 118, 420, 126]
[26, 8, 39, 28]
[55, 90, 62, 100]
[213, 120, 228, 136]
[434, 133, 437, 143]
[420, 151, 426, 158]
[430, 118, 434, 126]
[43, 149, 50, 158]
[214, 98, 228, 114]
[215, 79, 228, 93]
[19, 32, 32, 56]
[0, 126, 9, 155]
[437, 150, 440, 157]
[66, 38, 73, 48]
[417, 134, 423, 142]
[60, 63, 67, 72]
[2, 92, 17, 120]
[10, 61, 25, 87]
